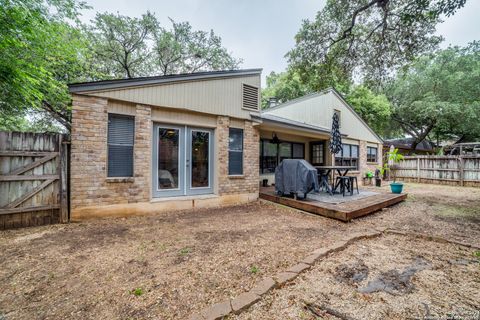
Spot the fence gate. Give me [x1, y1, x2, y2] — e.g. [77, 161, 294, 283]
[0, 132, 69, 229]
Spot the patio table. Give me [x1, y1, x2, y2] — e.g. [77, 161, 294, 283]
[314, 166, 357, 195]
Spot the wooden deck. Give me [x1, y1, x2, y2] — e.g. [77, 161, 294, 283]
[260, 187, 407, 222]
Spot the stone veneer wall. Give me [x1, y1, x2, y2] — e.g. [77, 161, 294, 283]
[216, 116, 260, 195]
[70, 94, 151, 210]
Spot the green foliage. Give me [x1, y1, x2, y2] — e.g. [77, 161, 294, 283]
[345, 86, 392, 135]
[87, 13, 241, 79]
[263, 0, 468, 141]
[1, 2, 241, 132]
[130, 287, 144, 296]
[286, 0, 460, 87]
[365, 171, 374, 178]
[87, 11, 157, 79]
[386, 148, 404, 182]
[261, 71, 310, 108]
[152, 18, 242, 75]
[179, 247, 191, 256]
[0, 0, 94, 132]
[387, 42, 480, 147]
[250, 265, 259, 274]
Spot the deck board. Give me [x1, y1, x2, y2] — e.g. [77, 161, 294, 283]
[259, 187, 407, 222]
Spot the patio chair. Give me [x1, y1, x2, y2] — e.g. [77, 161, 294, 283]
[334, 176, 351, 196]
[348, 176, 359, 196]
[317, 171, 331, 192]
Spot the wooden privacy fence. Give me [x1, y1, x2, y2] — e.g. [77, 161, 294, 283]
[0, 131, 69, 229]
[395, 155, 480, 187]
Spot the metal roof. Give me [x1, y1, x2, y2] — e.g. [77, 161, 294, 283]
[384, 138, 435, 151]
[68, 68, 262, 93]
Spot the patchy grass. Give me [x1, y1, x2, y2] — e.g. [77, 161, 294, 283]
[179, 247, 192, 256]
[130, 287, 144, 296]
[250, 265, 259, 274]
[433, 204, 480, 222]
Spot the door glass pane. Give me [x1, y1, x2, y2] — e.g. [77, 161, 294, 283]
[312, 143, 323, 165]
[158, 128, 179, 189]
[191, 131, 209, 188]
[343, 144, 351, 157]
[262, 140, 278, 173]
[351, 145, 359, 158]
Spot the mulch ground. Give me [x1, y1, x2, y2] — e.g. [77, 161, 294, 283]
[0, 183, 479, 319]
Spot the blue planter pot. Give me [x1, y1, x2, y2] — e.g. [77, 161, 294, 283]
[390, 182, 403, 194]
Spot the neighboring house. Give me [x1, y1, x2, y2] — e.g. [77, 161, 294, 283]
[68, 70, 383, 220]
[383, 138, 436, 156]
[445, 142, 480, 155]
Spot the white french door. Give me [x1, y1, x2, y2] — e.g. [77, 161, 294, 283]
[152, 124, 213, 198]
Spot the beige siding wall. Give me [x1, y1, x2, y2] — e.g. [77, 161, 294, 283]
[264, 90, 381, 144]
[151, 106, 217, 128]
[84, 75, 260, 120]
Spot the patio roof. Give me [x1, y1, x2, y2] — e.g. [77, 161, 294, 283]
[253, 113, 347, 137]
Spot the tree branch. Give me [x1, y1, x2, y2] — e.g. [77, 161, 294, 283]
[330, 0, 385, 47]
[41, 101, 71, 131]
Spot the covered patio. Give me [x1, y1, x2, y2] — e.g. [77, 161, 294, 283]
[255, 113, 335, 186]
[254, 91, 397, 221]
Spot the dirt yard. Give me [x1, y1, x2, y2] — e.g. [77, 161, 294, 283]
[0, 183, 479, 319]
[234, 234, 480, 320]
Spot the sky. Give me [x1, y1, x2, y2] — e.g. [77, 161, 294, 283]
[79, 0, 480, 86]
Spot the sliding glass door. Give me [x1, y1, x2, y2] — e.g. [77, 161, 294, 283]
[152, 124, 213, 197]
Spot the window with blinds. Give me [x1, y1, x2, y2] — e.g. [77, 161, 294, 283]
[259, 139, 305, 173]
[107, 114, 135, 177]
[367, 146, 378, 163]
[242, 84, 259, 110]
[228, 128, 244, 175]
[335, 143, 359, 169]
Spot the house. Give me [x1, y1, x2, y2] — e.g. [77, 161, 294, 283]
[68, 69, 383, 220]
[445, 142, 480, 155]
[383, 138, 436, 156]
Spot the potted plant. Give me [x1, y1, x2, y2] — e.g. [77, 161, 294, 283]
[365, 171, 374, 185]
[386, 148, 405, 194]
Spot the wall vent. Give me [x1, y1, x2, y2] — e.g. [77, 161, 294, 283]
[242, 84, 259, 110]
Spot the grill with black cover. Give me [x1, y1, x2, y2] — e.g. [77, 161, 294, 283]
[275, 159, 319, 199]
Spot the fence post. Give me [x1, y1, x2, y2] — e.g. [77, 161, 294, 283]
[459, 156, 464, 187]
[416, 157, 420, 183]
[59, 135, 69, 223]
